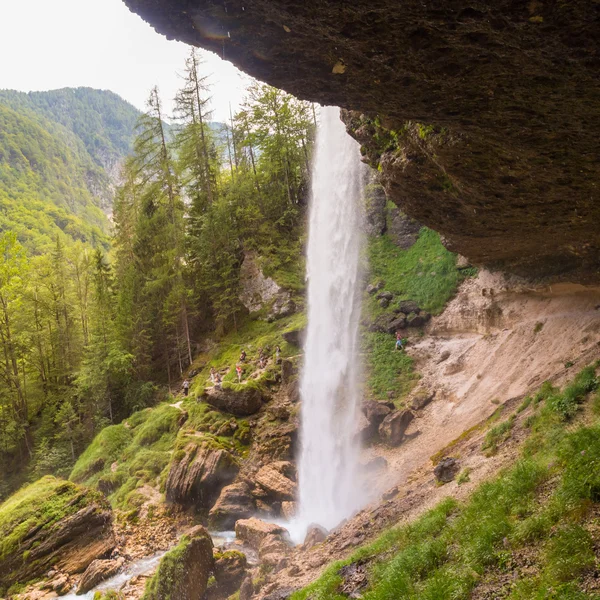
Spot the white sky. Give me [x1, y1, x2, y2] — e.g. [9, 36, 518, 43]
[0, 0, 250, 121]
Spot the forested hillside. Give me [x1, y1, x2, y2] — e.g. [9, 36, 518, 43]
[0, 49, 315, 503]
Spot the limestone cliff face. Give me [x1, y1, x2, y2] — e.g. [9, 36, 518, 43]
[124, 0, 599, 282]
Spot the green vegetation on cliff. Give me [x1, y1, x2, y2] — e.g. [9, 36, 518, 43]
[291, 366, 600, 600]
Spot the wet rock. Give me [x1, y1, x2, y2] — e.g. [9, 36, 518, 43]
[379, 409, 415, 446]
[142, 525, 213, 600]
[366, 284, 378, 295]
[208, 481, 254, 530]
[202, 385, 263, 416]
[364, 182, 387, 237]
[362, 456, 388, 473]
[76, 557, 125, 594]
[434, 457, 460, 483]
[338, 560, 369, 598]
[235, 518, 288, 550]
[398, 300, 420, 315]
[376, 290, 394, 301]
[381, 486, 400, 501]
[165, 442, 239, 509]
[281, 501, 297, 520]
[303, 524, 328, 549]
[255, 461, 297, 501]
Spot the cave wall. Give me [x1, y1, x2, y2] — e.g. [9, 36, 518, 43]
[124, 0, 600, 281]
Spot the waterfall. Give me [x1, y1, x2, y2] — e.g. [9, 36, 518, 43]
[294, 106, 364, 539]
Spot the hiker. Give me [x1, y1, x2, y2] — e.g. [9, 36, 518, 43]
[214, 371, 222, 388]
[239, 349, 247, 363]
[236, 364, 242, 383]
[182, 379, 190, 396]
[395, 331, 404, 351]
[275, 345, 281, 363]
[210, 367, 217, 385]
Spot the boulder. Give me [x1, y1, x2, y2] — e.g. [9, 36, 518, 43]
[303, 524, 328, 549]
[142, 525, 213, 600]
[76, 557, 125, 594]
[379, 409, 415, 446]
[208, 481, 255, 530]
[410, 389, 435, 411]
[202, 386, 263, 416]
[338, 560, 369, 598]
[268, 295, 296, 321]
[235, 518, 288, 550]
[258, 533, 291, 567]
[166, 442, 239, 509]
[398, 300, 420, 315]
[362, 400, 392, 428]
[366, 284, 378, 295]
[369, 313, 407, 334]
[281, 359, 297, 386]
[434, 457, 460, 483]
[354, 411, 375, 442]
[208, 550, 247, 597]
[378, 297, 390, 308]
[255, 461, 297, 501]
[282, 328, 306, 348]
[238, 251, 282, 313]
[239, 576, 254, 600]
[406, 311, 431, 328]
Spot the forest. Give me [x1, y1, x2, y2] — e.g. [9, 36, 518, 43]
[0, 49, 315, 498]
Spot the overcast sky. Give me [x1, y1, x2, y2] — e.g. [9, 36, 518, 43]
[0, 0, 250, 121]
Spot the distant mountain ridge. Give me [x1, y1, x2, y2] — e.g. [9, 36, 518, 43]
[0, 88, 141, 251]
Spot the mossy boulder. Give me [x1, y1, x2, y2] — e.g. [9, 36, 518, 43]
[141, 526, 213, 600]
[165, 441, 239, 509]
[202, 385, 263, 416]
[0, 476, 115, 592]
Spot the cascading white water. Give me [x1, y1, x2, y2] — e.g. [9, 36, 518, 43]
[294, 106, 364, 539]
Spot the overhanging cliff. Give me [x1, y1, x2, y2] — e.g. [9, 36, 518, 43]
[124, 0, 600, 281]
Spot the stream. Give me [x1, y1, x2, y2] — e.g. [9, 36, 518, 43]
[60, 531, 240, 599]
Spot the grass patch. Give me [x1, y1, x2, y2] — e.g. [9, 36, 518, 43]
[291, 365, 600, 600]
[364, 332, 417, 403]
[482, 414, 516, 455]
[69, 404, 183, 510]
[367, 228, 471, 315]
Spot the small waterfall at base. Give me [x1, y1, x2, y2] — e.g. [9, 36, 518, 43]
[293, 106, 365, 541]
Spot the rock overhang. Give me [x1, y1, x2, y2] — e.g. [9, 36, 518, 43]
[123, 0, 600, 282]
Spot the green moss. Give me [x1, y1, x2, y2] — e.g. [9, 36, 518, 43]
[0, 476, 104, 564]
[367, 228, 470, 316]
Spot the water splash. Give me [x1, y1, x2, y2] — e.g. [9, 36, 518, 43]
[294, 106, 365, 540]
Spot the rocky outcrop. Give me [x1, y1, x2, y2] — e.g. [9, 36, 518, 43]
[258, 533, 291, 568]
[208, 481, 255, 530]
[387, 208, 420, 249]
[254, 461, 297, 501]
[202, 385, 264, 416]
[434, 457, 460, 483]
[235, 518, 288, 550]
[303, 524, 328, 550]
[0, 477, 115, 590]
[77, 557, 125, 594]
[166, 441, 239, 509]
[379, 409, 415, 446]
[125, 0, 600, 282]
[364, 182, 386, 237]
[238, 251, 289, 313]
[282, 328, 305, 348]
[141, 526, 213, 600]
